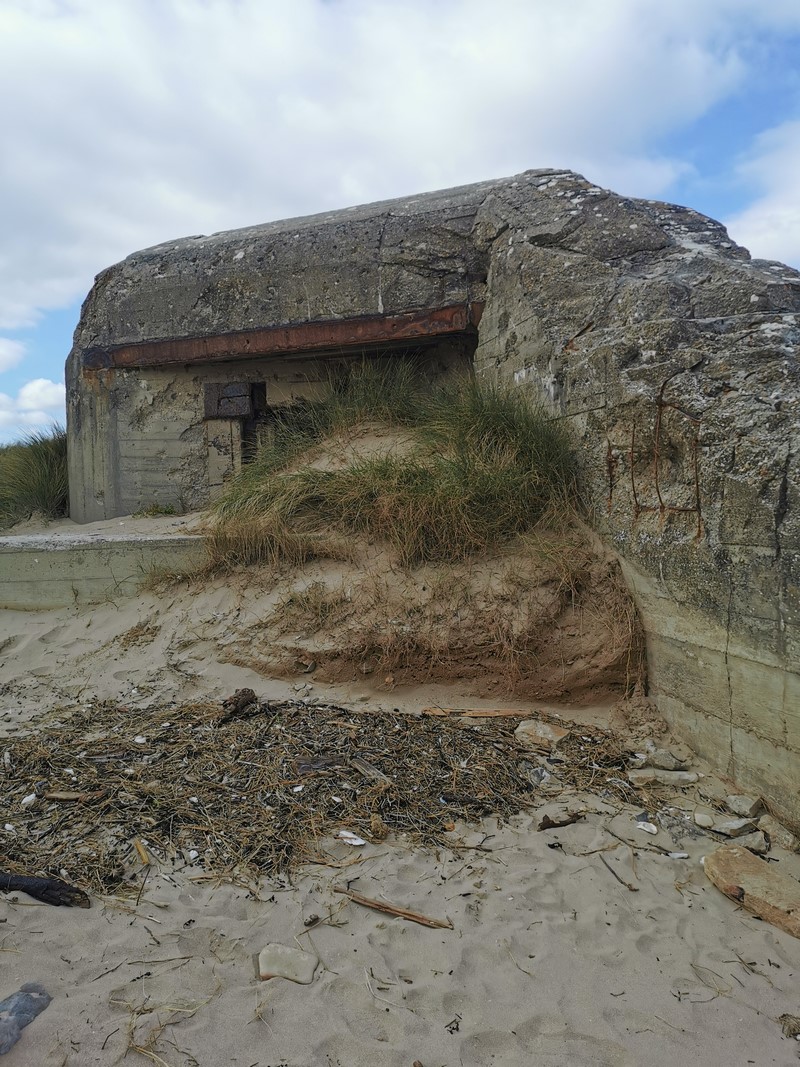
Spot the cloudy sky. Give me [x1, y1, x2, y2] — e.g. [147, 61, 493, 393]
[2, 0, 800, 442]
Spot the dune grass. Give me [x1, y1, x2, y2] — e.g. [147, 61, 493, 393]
[0, 425, 69, 529]
[208, 363, 577, 569]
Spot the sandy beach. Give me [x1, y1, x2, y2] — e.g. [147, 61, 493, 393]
[1, 519, 799, 1066]
[2, 780, 799, 1066]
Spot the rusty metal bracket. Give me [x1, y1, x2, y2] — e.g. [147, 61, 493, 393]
[625, 371, 703, 538]
[82, 303, 485, 371]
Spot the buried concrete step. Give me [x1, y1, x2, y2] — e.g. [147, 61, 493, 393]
[0, 530, 206, 609]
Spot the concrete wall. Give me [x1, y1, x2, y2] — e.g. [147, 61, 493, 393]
[71, 356, 333, 520]
[468, 174, 799, 827]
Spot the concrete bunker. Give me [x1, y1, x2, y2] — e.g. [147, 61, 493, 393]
[67, 169, 800, 829]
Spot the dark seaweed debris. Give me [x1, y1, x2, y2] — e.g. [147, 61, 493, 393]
[0, 697, 634, 894]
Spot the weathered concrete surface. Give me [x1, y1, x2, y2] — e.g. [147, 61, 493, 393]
[67, 169, 800, 828]
[0, 533, 205, 609]
[704, 844, 800, 939]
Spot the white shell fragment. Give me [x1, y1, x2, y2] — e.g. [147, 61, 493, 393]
[636, 821, 659, 835]
[20, 793, 38, 809]
[133, 736, 147, 744]
[337, 830, 367, 846]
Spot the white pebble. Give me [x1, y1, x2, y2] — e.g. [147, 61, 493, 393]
[21, 793, 38, 808]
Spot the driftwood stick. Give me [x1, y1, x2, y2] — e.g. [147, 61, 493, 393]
[420, 707, 532, 718]
[599, 854, 639, 892]
[334, 886, 453, 929]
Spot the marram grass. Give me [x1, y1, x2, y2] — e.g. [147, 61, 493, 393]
[208, 366, 577, 569]
[0, 425, 68, 529]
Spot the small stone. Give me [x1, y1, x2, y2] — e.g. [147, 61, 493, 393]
[736, 830, 769, 855]
[712, 817, 756, 838]
[528, 767, 551, 787]
[697, 777, 728, 805]
[644, 749, 689, 771]
[627, 768, 699, 788]
[725, 794, 764, 819]
[514, 719, 570, 751]
[693, 812, 715, 829]
[258, 943, 318, 983]
[758, 814, 800, 853]
[535, 800, 585, 830]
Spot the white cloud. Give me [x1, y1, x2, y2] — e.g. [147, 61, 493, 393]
[17, 378, 66, 412]
[0, 339, 25, 372]
[0, 378, 65, 438]
[2, 0, 798, 333]
[724, 121, 800, 266]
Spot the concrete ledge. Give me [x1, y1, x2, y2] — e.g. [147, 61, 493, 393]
[0, 533, 206, 609]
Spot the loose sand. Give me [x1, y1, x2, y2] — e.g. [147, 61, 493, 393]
[0, 514, 799, 1066]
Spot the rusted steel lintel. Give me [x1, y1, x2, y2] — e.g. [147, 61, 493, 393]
[83, 303, 484, 370]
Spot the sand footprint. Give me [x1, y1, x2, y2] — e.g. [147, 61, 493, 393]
[0, 634, 22, 655]
[314, 1030, 409, 1067]
[37, 624, 68, 646]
